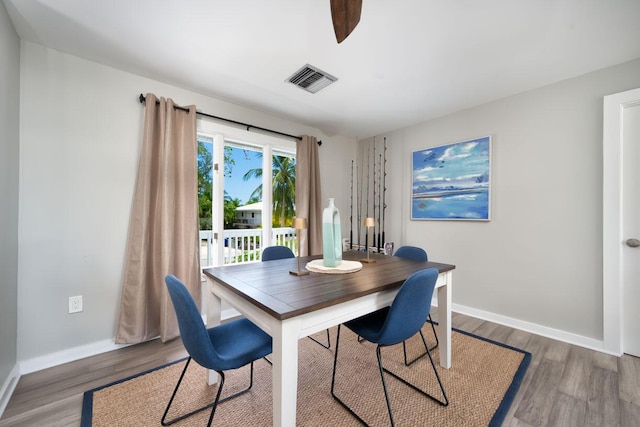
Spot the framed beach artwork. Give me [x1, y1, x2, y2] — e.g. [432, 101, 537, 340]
[411, 136, 491, 221]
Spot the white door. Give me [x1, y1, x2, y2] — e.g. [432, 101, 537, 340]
[603, 88, 640, 357]
[622, 101, 640, 356]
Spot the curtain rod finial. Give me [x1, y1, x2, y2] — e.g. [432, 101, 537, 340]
[139, 93, 145, 104]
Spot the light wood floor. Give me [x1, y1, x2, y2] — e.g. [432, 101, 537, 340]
[2, 311, 639, 426]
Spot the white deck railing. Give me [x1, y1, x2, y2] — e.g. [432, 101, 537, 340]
[200, 227, 297, 266]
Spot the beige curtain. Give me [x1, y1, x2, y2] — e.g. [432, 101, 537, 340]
[295, 135, 323, 256]
[115, 93, 201, 344]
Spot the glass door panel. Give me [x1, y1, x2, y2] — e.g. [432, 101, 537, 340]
[223, 144, 263, 264]
[197, 126, 297, 266]
[271, 151, 297, 253]
[197, 135, 214, 267]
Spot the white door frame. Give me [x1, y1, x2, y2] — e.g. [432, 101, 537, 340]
[602, 87, 640, 355]
[197, 119, 297, 266]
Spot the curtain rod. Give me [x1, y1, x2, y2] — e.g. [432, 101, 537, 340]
[139, 94, 322, 145]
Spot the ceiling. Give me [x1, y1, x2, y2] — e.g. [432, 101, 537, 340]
[5, 0, 640, 139]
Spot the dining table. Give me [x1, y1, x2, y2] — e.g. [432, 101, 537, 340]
[203, 250, 455, 427]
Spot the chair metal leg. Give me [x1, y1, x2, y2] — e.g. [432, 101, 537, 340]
[308, 328, 331, 349]
[332, 326, 449, 427]
[331, 325, 369, 426]
[427, 314, 439, 349]
[161, 357, 260, 427]
[402, 314, 439, 366]
[376, 346, 397, 426]
[383, 331, 449, 407]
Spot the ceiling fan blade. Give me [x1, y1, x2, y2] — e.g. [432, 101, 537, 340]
[330, 0, 362, 43]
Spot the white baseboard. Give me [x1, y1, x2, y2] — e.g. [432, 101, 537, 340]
[19, 308, 242, 376]
[0, 363, 20, 419]
[451, 302, 615, 355]
[19, 339, 134, 375]
[15, 302, 614, 380]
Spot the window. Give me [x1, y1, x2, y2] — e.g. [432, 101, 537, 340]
[196, 120, 297, 266]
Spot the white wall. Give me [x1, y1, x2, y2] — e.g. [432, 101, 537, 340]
[379, 58, 640, 344]
[18, 38, 640, 366]
[0, 0, 20, 398]
[17, 42, 355, 362]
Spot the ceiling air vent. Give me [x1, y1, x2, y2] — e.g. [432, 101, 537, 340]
[286, 64, 338, 94]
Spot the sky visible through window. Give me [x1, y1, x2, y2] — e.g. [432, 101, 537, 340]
[201, 142, 262, 206]
[226, 146, 262, 205]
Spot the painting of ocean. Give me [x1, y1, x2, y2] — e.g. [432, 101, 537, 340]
[412, 136, 491, 220]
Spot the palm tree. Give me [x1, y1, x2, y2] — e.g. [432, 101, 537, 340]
[243, 154, 296, 227]
[272, 156, 296, 227]
[198, 142, 236, 230]
[198, 142, 213, 230]
[223, 193, 242, 228]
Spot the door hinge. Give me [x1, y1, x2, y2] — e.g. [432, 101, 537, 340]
[214, 232, 218, 240]
[214, 163, 219, 171]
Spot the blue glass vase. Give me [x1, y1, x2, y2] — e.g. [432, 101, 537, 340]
[322, 198, 342, 267]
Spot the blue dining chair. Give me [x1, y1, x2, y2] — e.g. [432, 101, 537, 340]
[330, 268, 449, 426]
[261, 245, 295, 261]
[394, 245, 439, 366]
[163, 275, 272, 427]
[261, 245, 331, 349]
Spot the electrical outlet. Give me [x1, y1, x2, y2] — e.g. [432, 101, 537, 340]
[69, 295, 83, 313]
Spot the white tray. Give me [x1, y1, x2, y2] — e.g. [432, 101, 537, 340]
[305, 259, 363, 274]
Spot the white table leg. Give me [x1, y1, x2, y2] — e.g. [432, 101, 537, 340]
[437, 271, 452, 368]
[272, 319, 299, 427]
[206, 279, 222, 385]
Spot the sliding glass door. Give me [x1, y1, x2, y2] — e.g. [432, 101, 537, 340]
[197, 120, 296, 268]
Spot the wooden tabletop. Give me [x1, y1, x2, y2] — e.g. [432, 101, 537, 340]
[203, 251, 455, 321]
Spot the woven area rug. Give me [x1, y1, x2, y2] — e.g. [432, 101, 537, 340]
[82, 325, 530, 426]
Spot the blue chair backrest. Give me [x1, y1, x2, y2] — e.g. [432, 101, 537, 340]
[262, 246, 295, 261]
[165, 274, 220, 368]
[376, 268, 439, 346]
[394, 245, 428, 261]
